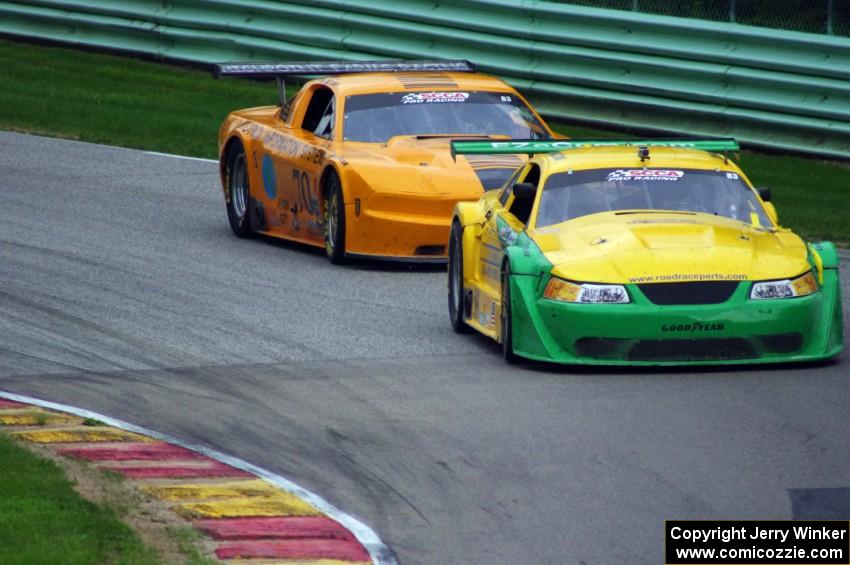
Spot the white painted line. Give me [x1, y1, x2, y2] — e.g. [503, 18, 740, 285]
[0, 391, 398, 565]
[3, 131, 218, 164]
[144, 150, 217, 163]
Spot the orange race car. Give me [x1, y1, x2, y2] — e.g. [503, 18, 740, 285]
[214, 60, 555, 263]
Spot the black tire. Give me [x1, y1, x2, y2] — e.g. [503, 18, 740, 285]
[501, 264, 520, 363]
[224, 141, 254, 238]
[448, 220, 470, 333]
[323, 172, 346, 264]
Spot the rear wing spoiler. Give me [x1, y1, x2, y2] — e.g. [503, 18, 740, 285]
[213, 60, 475, 78]
[450, 138, 740, 161]
[213, 59, 475, 106]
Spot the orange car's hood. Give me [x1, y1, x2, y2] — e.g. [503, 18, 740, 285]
[530, 211, 810, 284]
[341, 137, 521, 196]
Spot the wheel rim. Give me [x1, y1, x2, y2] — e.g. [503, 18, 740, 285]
[231, 154, 248, 219]
[326, 188, 338, 250]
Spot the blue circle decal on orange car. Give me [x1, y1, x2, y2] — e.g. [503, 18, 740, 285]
[262, 155, 277, 199]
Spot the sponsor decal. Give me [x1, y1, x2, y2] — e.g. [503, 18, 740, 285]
[306, 221, 324, 236]
[726, 172, 739, 180]
[401, 92, 469, 104]
[498, 225, 518, 246]
[490, 302, 497, 327]
[627, 219, 700, 225]
[606, 169, 684, 182]
[218, 61, 473, 75]
[262, 155, 277, 199]
[238, 123, 325, 164]
[488, 140, 575, 150]
[629, 273, 747, 283]
[661, 322, 726, 333]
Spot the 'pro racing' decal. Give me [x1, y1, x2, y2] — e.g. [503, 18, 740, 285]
[401, 92, 469, 104]
[606, 169, 684, 182]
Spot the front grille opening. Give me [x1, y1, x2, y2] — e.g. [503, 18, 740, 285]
[414, 245, 445, 256]
[638, 282, 739, 305]
[759, 333, 804, 353]
[627, 338, 757, 362]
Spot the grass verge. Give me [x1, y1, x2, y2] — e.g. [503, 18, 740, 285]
[1, 38, 847, 243]
[0, 433, 159, 565]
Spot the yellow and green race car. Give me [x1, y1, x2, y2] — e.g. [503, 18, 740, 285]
[448, 139, 843, 365]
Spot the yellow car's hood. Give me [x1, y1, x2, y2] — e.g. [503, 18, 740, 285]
[530, 212, 809, 284]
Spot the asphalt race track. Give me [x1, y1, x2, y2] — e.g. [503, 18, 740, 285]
[2, 132, 848, 564]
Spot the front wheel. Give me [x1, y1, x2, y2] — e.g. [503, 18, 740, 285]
[323, 172, 346, 264]
[224, 141, 254, 238]
[448, 220, 469, 333]
[501, 265, 520, 363]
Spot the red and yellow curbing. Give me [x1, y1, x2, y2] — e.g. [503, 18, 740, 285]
[0, 395, 385, 564]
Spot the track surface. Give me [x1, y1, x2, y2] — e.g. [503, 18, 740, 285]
[2, 132, 848, 564]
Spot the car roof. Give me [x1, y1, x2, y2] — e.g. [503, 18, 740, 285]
[538, 145, 738, 174]
[315, 71, 517, 96]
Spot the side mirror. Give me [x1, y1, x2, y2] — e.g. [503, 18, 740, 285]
[756, 186, 771, 202]
[513, 182, 537, 199]
[763, 201, 779, 226]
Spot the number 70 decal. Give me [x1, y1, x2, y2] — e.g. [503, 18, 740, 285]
[292, 168, 320, 216]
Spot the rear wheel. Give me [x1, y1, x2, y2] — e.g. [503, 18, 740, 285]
[501, 265, 520, 363]
[448, 220, 469, 333]
[323, 172, 347, 264]
[224, 141, 254, 238]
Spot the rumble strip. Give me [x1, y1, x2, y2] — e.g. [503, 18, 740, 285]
[0, 392, 396, 565]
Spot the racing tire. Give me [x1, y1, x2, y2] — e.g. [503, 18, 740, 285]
[224, 141, 254, 238]
[323, 172, 347, 264]
[501, 264, 520, 363]
[448, 220, 470, 333]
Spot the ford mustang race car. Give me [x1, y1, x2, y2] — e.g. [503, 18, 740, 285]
[214, 60, 554, 263]
[448, 139, 843, 365]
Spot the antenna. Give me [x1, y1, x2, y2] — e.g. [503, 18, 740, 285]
[276, 76, 286, 107]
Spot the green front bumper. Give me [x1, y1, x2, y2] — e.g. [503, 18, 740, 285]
[509, 270, 844, 366]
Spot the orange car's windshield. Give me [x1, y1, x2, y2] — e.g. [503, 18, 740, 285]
[536, 168, 774, 228]
[342, 91, 548, 142]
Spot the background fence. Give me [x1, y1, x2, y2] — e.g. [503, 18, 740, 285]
[546, 0, 850, 37]
[1, 0, 850, 158]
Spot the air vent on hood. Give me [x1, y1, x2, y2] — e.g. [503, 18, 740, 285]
[397, 74, 458, 89]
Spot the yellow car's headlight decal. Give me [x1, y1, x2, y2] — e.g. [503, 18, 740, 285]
[750, 272, 818, 300]
[544, 278, 582, 302]
[543, 278, 630, 304]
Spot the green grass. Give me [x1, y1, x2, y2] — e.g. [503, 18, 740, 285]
[0, 434, 160, 565]
[0, 39, 274, 158]
[1, 38, 848, 243]
[167, 526, 219, 565]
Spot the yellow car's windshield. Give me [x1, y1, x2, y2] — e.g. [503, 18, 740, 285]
[342, 91, 548, 142]
[536, 168, 774, 228]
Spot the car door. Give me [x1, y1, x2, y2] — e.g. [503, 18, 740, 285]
[469, 163, 538, 334]
[268, 84, 335, 243]
[489, 163, 541, 337]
